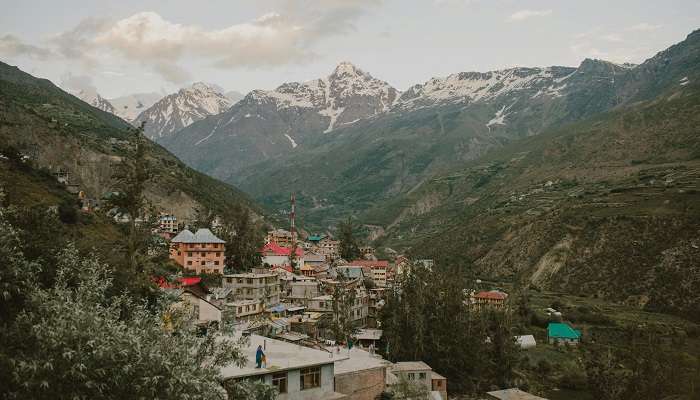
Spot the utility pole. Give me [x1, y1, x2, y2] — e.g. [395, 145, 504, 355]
[290, 192, 298, 271]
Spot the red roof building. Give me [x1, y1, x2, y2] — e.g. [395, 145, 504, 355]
[261, 241, 304, 257]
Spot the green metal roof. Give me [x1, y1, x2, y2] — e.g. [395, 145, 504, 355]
[307, 235, 325, 242]
[547, 323, 581, 339]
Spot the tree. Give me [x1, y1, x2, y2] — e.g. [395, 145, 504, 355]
[0, 208, 273, 400]
[380, 261, 519, 394]
[338, 217, 360, 261]
[108, 122, 153, 273]
[331, 275, 358, 342]
[219, 203, 264, 272]
[390, 375, 429, 399]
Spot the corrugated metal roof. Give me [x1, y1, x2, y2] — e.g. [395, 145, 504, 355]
[171, 228, 225, 244]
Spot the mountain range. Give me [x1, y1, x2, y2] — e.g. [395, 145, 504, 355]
[133, 82, 234, 140]
[158, 61, 399, 180]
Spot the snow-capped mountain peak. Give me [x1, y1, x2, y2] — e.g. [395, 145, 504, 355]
[71, 88, 116, 115]
[238, 61, 399, 133]
[396, 66, 578, 109]
[135, 82, 232, 140]
[331, 61, 371, 80]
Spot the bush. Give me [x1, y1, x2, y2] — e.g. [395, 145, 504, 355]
[58, 201, 78, 224]
[559, 369, 588, 390]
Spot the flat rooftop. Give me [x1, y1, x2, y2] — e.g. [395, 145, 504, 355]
[392, 361, 432, 372]
[486, 388, 549, 400]
[219, 334, 335, 379]
[325, 347, 389, 375]
[224, 273, 278, 278]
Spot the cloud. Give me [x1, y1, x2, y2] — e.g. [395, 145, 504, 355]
[507, 9, 553, 22]
[60, 73, 98, 97]
[0, 34, 52, 59]
[3, 2, 379, 84]
[601, 34, 624, 42]
[626, 23, 663, 32]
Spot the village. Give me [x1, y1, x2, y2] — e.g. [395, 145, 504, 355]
[151, 208, 583, 400]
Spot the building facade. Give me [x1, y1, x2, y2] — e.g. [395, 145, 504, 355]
[223, 273, 281, 307]
[169, 229, 226, 274]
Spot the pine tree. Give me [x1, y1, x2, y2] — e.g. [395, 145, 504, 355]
[338, 217, 360, 261]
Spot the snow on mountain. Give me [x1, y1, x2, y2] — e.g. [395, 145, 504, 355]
[396, 66, 577, 109]
[159, 62, 400, 181]
[71, 88, 117, 115]
[243, 61, 399, 134]
[134, 82, 232, 140]
[108, 92, 162, 122]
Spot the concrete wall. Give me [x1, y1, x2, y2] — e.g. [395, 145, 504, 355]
[335, 366, 386, 400]
[270, 364, 335, 400]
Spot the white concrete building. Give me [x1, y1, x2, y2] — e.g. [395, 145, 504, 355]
[220, 334, 345, 400]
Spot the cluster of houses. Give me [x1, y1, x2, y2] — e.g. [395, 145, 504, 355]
[155, 220, 581, 399]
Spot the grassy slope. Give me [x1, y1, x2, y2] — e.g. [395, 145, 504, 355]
[0, 61, 262, 221]
[377, 84, 700, 319]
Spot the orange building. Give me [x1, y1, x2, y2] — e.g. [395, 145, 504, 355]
[169, 228, 226, 274]
[471, 290, 508, 310]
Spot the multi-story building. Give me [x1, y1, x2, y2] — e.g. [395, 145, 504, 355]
[266, 229, 293, 247]
[286, 281, 321, 306]
[348, 260, 389, 287]
[227, 299, 264, 321]
[158, 213, 178, 238]
[471, 290, 509, 311]
[368, 287, 386, 327]
[223, 273, 281, 307]
[317, 237, 340, 260]
[308, 287, 369, 328]
[169, 229, 226, 274]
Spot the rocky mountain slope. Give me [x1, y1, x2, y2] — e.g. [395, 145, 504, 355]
[159, 62, 399, 181]
[380, 83, 700, 319]
[109, 92, 162, 122]
[134, 82, 232, 140]
[0, 61, 260, 222]
[233, 30, 700, 229]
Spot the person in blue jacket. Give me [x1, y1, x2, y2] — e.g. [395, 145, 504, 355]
[255, 345, 265, 368]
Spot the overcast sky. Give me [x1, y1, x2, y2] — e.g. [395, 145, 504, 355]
[1, 0, 698, 98]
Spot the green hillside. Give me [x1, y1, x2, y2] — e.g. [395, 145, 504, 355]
[378, 84, 700, 320]
[0, 61, 262, 221]
[236, 30, 700, 232]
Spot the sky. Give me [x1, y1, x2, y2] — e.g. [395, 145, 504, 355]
[1, 0, 698, 99]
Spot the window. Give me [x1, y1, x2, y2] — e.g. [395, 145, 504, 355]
[419, 372, 426, 380]
[201, 261, 205, 265]
[201, 252, 206, 257]
[226, 278, 233, 284]
[187, 252, 192, 257]
[214, 261, 220, 265]
[216, 252, 221, 257]
[187, 261, 192, 266]
[272, 372, 287, 393]
[408, 373, 415, 380]
[300, 367, 321, 390]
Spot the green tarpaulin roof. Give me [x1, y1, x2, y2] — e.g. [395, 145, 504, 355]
[547, 323, 581, 339]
